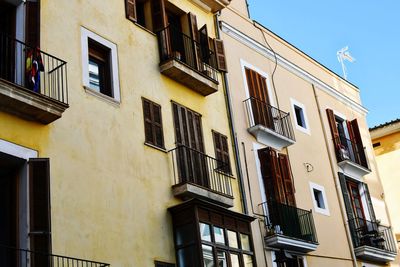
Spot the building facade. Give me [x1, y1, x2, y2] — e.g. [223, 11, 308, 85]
[219, 0, 397, 266]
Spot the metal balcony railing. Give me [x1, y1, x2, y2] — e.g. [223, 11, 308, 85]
[169, 145, 233, 197]
[244, 97, 295, 141]
[0, 32, 68, 104]
[348, 218, 397, 253]
[260, 200, 318, 243]
[0, 244, 110, 267]
[335, 136, 368, 169]
[156, 26, 218, 82]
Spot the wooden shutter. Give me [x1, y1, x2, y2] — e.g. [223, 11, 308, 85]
[29, 158, 51, 265]
[212, 131, 231, 174]
[125, 0, 137, 22]
[278, 153, 296, 206]
[186, 13, 200, 70]
[326, 109, 341, 159]
[25, 0, 40, 48]
[213, 39, 227, 72]
[350, 119, 368, 168]
[142, 98, 164, 148]
[199, 25, 210, 64]
[338, 173, 355, 221]
[188, 13, 199, 42]
[151, 0, 168, 32]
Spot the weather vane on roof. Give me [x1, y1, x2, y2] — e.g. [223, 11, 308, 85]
[337, 46, 355, 80]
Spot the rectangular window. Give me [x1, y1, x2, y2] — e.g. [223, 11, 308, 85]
[142, 98, 164, 149]
[291, 98, 309, 134]
[212, 131, 231, 174]
[88, 40, 112, 97]
[309, 182, 330, 216]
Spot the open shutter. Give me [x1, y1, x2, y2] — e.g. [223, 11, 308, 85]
[362, 183, 376, 222]
[338, 173, 355, 221]
[213, 39, 227, 72]
[326, 109, 340, 159]
[151, 0, 168, 32]
[29, 158, 51, 266]
[350, 119, 368, 168]
[199, 25, 210, 64]
[187, 13, 200, 70]
[125, 0, 137, 22]
[25, 0, 40, 48]
[278, 154, 296, 206]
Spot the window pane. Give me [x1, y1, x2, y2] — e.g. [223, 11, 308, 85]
[227, 230, 238, 248]
[230, 253, 240, 267]
[176, 224, 194, 246]
[240, 233, 250, 251]
[202, 244, 214, 267]
[177, 246, 196, 266]
[217, 250, 227, 267]
[200, 223, 211, 242]
[213, 226, 225, 245]
[243, 254, 253, 267]
[88, 59, 100, 91]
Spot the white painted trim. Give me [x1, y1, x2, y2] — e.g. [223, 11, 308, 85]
[0, 139, 38, 159]
[290, 98, 310, 135]
[221, 22, 368, 115]
[359, 183, 372, 222]
[309, 182, 330, 216]
[81, 27, 121, 102]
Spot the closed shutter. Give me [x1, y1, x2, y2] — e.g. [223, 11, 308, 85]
[29, 158, 51, 266]
[213, 39, 227, 72]
[212, 131, 231, 174]
[326, 109, 341, 159]
[362, 183, 376, 222]
[142, 98, 164, 148]
[125, 0, 137, 22]
[350, 119, 368, 168]
[278, 153, 296, 206]
[25, 0, 40, 48]
[338, 173, 355, 221]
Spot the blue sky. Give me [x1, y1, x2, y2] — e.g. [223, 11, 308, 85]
[247, 0, 399, 127]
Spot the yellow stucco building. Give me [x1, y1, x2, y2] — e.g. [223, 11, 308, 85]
[370, 119, 400, 267]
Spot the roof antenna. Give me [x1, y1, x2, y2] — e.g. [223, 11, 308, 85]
[337, 46, 355, 80]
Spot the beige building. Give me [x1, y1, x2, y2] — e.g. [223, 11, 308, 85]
[370, 119, 400, 266]
[219, 0, 397, 266]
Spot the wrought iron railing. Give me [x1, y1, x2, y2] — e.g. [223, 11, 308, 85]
[0, 244, 110, 267]
[156, 26, 218, 82]
[0, 32, 68, 104]
[348, 218, 397, 253]
[334, 136, 368, 169]
[244, 97, 295, 141]
[169, 145, 233, 197]
[259, 200, 317, 243]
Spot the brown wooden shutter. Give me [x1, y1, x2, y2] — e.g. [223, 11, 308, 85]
[350, 119, 368, 168]
[326, 109, 341, 159]
[151, 0, 168, 32]
[29, 158, 51, 265]
[153, 103, 164, 148]
[212, 131, 231, 174]
[199, 25, 210, 64]
[213, 39, 227, 72]
[25, 0, 40, 48]
[142, 98, 164, 148]
[188, 13, 199, 42]
[278, 154, 296, 206]
[125, 0, 137, 22]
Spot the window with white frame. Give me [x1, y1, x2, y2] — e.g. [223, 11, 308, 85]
[81, 27, 120, 102]
[309, 182, 330, 216]
[291, 98, 310, 134]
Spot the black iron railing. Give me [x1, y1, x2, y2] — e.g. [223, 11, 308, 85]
[335, 136, 368, 169]
[0, 244, 109, 267]
[169, 145, 233, 197]
[0, 32, 68, 104]
[348, 218, 397, 253]
[244, 97, 295, 141]
[156, 26, 218, 82]
[260, 200, 317, 243]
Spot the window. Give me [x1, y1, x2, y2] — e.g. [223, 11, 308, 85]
[291, 99, 310, 134]
[154, 261, 175, 267]
[142, 98, 164, 149]
[309, 182, 330, 216]
[273, 251, 305, 267]
[372, 142, 381, 148]
[212, 131, 231, 174]
[81, 27, 120, 102]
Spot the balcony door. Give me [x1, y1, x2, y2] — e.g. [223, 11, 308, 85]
[172, 102, 208, 188]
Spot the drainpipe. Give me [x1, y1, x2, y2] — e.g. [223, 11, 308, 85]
[312, 84, 358, 267]
[214, 11, 248, 215]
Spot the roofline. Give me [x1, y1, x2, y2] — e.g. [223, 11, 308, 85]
[370, 119, 400, 139]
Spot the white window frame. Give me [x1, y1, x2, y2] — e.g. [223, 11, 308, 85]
[309, 182, 330, 216]
[290, 98, 310, 135]
[271, 251, 308, 267]
[81, 27, 121, 102]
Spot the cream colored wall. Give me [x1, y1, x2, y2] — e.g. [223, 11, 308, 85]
[0, 0, 241, 266]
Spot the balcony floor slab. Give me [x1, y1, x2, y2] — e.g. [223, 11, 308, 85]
[354, 245, 397, 263]
[248, 124, 295, 150]
[264, 234, 318, 253]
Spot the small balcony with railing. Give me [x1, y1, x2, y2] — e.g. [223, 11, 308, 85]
[156, 26, 219, 96]
[0, 244, 110, 267]
[0, 33, 69, 124]
[259, 200, 318, 253]
[335, 136, 371, 177]
[169, 145, 234, 207]
[244, 97, 295, 150]
[348, 218, 397, 263]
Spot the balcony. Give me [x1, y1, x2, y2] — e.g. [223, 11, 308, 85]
[169, 145, 234, 207]
[157, 26, 219, 96]
[244, 97, 295, 150]
[349, 218, 397, 263]
[0, 33, 68, 124]
[335, 136, 370, 177]
[191, 0, 231, 12]
[0, 244, 110, 267]
[260, 200, 318, 252]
